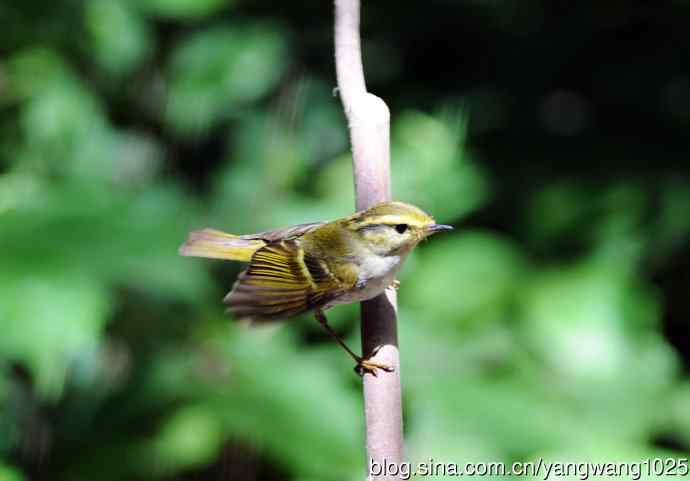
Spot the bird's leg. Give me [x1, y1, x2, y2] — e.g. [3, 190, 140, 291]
[314, 309, 394, 376]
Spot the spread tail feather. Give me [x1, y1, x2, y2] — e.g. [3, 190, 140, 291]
[179, 228, 265, 262]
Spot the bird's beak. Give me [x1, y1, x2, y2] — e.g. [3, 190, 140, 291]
[425, 224, 454, 236]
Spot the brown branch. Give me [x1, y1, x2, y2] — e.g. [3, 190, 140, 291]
[334, 1, 404, 479]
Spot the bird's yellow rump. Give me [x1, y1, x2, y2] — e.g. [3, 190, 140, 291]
[180, 228, 265, 262]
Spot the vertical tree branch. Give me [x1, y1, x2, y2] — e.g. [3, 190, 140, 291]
[334, 1, 404, 479]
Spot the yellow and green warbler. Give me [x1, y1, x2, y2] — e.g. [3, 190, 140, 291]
[179, 201, 452, 375]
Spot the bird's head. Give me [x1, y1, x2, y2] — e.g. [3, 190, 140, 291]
[345, 201, 453, 256]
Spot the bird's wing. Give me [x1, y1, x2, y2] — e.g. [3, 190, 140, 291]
[225, 239, 356, 322]
[240, 222, 326, 242]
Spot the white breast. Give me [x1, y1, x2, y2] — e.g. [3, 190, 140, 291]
[330, 254, 404, 306]
[359, 254, 401, 283]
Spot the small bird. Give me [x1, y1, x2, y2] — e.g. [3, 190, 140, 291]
[179, 201, 452, 375]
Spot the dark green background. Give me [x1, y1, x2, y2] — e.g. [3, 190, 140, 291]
[1, 1, 689, 480]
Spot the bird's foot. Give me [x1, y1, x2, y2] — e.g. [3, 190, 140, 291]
[353, 346, 395, 377]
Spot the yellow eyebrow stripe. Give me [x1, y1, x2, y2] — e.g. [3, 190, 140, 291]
[353, 215, 428, 228]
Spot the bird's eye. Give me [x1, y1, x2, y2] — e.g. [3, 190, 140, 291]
[394, 224, 408, 234]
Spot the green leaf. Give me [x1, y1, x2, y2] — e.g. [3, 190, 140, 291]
[147, 405, 224, 474]
[392, 110, 488, 222]
[5, 47, 69, 101]
[85, 0, 153, 75]
[138, 326, 364, 480]
[0, 462, 26, 481]
[137, 0, 234, 20]
[404, 230, 524, 329]
[166, 24, 288, 136]
[0, 275, 111, 399]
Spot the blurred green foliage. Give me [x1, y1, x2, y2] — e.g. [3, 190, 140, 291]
[1, 1, 689, 481]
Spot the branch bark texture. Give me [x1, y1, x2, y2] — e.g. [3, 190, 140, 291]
[334, 1, 404, 478]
